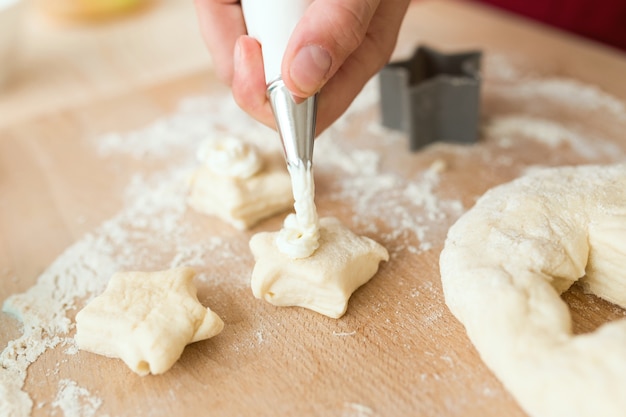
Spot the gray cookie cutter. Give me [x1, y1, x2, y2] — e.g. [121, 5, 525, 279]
[378, 45, 482, 151]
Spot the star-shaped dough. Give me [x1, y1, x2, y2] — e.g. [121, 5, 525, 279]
[249, 217, 389, 318]
[188, 147, 293, 230]
[75, 267, 223, 376]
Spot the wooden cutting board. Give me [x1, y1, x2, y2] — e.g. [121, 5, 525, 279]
[2, 1, 626, 416]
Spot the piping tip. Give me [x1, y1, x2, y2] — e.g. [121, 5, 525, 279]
[267, 78, 317, 168]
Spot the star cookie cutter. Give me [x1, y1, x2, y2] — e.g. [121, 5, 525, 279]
[378, 45, 482, 151]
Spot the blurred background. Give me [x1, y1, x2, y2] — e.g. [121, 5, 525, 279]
[0, 0, 210, 128]
[1, 0, 624, 130]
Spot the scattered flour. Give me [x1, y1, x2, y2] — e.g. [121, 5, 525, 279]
[52, 380, 102, 417]
[332, 331, 357, 337]
[501, 78, 626, 118]
[315, 136, 464, 254]
[342, 402, 375, 417]
[487, 115, 623, 160]
[2, 56, 626, 416]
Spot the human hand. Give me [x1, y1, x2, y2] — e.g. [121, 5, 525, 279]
[195, 0, 411, 134]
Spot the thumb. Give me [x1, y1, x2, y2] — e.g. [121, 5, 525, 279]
[282, 0, 380, 98]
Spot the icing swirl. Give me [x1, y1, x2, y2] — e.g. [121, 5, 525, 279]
[197, 137, 262, 179]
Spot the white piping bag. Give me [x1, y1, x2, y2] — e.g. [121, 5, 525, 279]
[241, 0, 316, 168]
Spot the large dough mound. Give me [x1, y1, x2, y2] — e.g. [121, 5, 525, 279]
[440, 164, 626, 417]
[75, 267, 224, 376]
[250, 217, 389, 318]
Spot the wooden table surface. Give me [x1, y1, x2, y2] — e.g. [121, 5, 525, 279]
[2, 1, 626, 416]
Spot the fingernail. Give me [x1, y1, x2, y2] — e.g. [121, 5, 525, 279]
[290, 45, 331, 95]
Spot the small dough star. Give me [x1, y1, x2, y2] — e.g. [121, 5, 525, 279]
[76, 267, 223, 375]
[250, 217, 389, 318]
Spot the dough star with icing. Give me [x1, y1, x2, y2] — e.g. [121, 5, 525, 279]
[440, 163, 626, 417]
[188, 137, 293, 230]
[75, 267, 224, 376]
[250, 217, 389, 318]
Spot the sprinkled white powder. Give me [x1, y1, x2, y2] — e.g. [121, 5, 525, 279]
[317, 137, 464, 253]
[487, 115, 623, 160]
[503, 78, 626, 118]
[95, 95, 280, 160]
[343, 402, 375, 417]
[52, 379, 102, 417]
[483, 54, 526, 81]
[332, 331, 357, 337]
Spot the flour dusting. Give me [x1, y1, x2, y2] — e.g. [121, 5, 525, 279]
[487, 115, 623, 160]
[52, 380, 102, 417]
[343, 402, 375, 417]
[504, 78, 626, 118]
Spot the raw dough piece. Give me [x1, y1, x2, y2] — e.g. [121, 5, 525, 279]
[250, 217, 389, 318]
[439, 164, 626, 417]
[75, 267, 224, 376]
[188, 137, 293, 229]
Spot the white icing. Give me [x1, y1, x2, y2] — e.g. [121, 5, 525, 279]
[197, 137, 262, 179]
[276, 162, 320, 258]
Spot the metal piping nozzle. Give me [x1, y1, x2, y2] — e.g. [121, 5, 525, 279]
[267, 78, 317, 168]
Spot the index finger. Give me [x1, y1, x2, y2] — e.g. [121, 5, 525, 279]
[194, 0, 247, 84]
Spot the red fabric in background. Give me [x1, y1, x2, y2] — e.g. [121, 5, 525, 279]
[472, 0, 626, 51]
